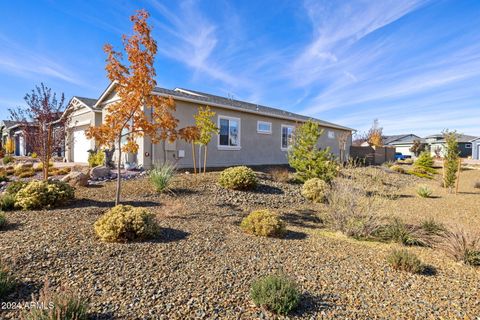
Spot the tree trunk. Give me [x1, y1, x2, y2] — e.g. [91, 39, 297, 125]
[116, 137, 122, 206]
[191, 142, 196, 174]
[204, 145, 207, 174]
[455, 158, 461, 194]
[44, 126, 52, 181]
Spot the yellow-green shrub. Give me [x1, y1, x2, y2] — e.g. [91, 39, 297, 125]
[88, 150, 105, 168]
[35, 161, 54, 172]
[219, 166, 257, 190]
[15, 180, 74, 210]
[240, 209, 285, 237]
[17, 168, 36, 178]
[301, 178, 328, 203]
[94, 205, 159, 242]
[390, 165, 406, 174]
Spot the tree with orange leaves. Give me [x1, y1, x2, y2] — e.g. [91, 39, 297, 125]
[367, 119, 384, 147]
[86, 10, 179, 205]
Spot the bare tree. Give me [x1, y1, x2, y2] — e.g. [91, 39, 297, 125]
[9, 83, 70, 180]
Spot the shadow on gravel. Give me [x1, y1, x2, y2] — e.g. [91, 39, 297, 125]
[6, 280, 43, 304]
[171, 188, 199, 196]
[253, 184, 284, 195]
[283, 230, 308, 240]
[293, 292, 337, 316]
[70, 199, 161, 209]
[149, 227, 190, 243]
[89, 311, 116, 320]
[282, 210, 322, 229]
[421, 265, 437, 276]
[1, 222, 23, 231]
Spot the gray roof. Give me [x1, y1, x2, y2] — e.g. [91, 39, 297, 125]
[152, 87, 354, 131]
[75, 97, 98, 108]
[425, 133, 478, 143]
[0, 120, 21, 129]
[383, 134, 421, 145]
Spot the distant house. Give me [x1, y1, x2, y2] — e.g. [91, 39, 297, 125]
[425, 134, 478, 158]
[64, 83, 354, 168]
[472, 138, 480, 160]
[360, 134, 421, 157]
[0, 120, 32, 156]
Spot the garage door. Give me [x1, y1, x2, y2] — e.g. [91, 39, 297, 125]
[73, 129, 90, 163]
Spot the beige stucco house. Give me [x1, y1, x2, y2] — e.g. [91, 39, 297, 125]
[65, 82, 354, 169]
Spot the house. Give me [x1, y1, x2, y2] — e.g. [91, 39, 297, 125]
[382, 134, 422, 157]
[425, 133, 478, 158]
[472, 138, 480, 160]
[0, 120, 32, 156]
[65, 83, 354, 168]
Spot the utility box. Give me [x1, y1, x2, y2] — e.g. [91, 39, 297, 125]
[178, 150, 185, 158]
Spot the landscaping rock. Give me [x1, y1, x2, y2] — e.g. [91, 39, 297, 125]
[90, 166, 111, 180]
[61, 171, 89, 187]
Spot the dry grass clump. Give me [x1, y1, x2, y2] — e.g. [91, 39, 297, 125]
[23, 280, 88, 320]
[268, 167, 291, 183]
[250, 274, 300, 315]
[390, 165, 405, 174]
[0, 212, 7, 229]
[341, 165, 403, 199]
[0, 261, 16, 299]
[301, 178, 329, 203]
[440, 230, 480, 266]
[376, 218, 431, 247]
[420, 218, 447, 237]
[387, 249, 425, 274]
[241, 209, 285, 237]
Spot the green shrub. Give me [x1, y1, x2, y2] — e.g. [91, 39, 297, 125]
[219, 166, 257, 190]
[15, 180, 74, 210]
[3, 155, 13, 165]
[301, 178, 329, 203]
[94, 205, 159, 242]
[407, 166, 433, 179]
[6, 180, 28, 195]
[17, 168, 36, 178]
[31, 152, 38, 159]
[443, 130, 459, 191]
[287, 120, 338, 182]
[88, 150, 105, 168]
[414, 151, 435, 172]
[390, 165, 405, 174]
[35, 161, 54, 172]
[376, 218, 430, 246]
[240, 209, 285, 237]
[0, 212, 6, 228]
[0, 262, 15, 299]
[149, 164, 175, 193]
[387, 249, 425, 274]
[0, 194, 15, 211]
[250, 274, 300, 315]
[441, 231, 480, 266]
[0, 174, 9, 182]
[420, 218, 446, 236]
[416, 185, 433, 198]
[404, 158, 414, 164]
[23, 281, 88, 320]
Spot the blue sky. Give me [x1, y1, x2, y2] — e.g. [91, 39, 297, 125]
[0, 0, 479, 136]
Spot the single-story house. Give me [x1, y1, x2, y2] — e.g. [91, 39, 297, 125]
[425, 133, 478, 158]
[65, 83, 354, 168]
[382, 134, 422, 157]
[472, 138, 480, 160]
[0, 120, 31, 156]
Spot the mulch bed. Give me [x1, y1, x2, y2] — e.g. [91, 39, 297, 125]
[0, 170, 479, 319]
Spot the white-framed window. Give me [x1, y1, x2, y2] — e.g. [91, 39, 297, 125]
[218, 115, 241, 149]
[465, 143, 472, 149]
[281, 125, 294, 150]
[257, 121, 272, 134]
[328, 130, 335, 139]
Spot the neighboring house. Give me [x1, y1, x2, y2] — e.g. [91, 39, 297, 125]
[0, 120, 31, 156]
[472, 138, 480, 160]
[425, 133, 478, 158]
[383, 134, 422, 157]
[65, 83, 354, 168]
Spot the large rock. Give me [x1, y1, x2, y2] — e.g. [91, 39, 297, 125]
[61, 171, 89, 187]
[90, 166, 111, 180]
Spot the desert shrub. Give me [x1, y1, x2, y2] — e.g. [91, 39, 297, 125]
[420, 218, 446, 236]
[441, 231, 480, 266]
[94, 205, 159, 242]
[382, 161, 395, 168]
[0, 194, 16, 211]
[56, 167, 71, 175]
[17, 168, 36, 178]
[326, 179, 384, 240]
[219, 166, 257, 190]
[387, 249, 425, 274]
[269, 167, 290, 183]
[288, 120, 338, 183]
[250, 274, 300, 315]
[341, 165, 402, 199]
[149, 164, 175, 193]
[376, 218, 430, 246]
[473, 181, 480, 189]
[407, 166, 433, 179]
[301, 178, 328, 203]
[404, 158, 414, 164]
[3, 155, 14, 165]
[15, 180, 74, 210]
[443, 130, 459, 191]
[23, 281, 88, 320]
[35, 161, 54, 172]
[416, 185, 433, 198]
[6, 180, 28, 195]
[240, 209, 285, 237]
[0, 262, 15, 298]
[88, 149, 105, 168]
[0, 212, 6, 228]
[414, 151, 435, 174]
[390, 165, 405, 174]
[31, 152, 38, 159]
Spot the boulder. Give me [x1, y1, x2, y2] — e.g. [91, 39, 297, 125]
[61, 171, 89, 187]
[90, 166, 111, 180]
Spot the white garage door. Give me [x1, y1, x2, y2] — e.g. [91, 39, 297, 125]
[73, 129, 90, 163]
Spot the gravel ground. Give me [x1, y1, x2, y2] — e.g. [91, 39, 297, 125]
[1, 170, 479, 319]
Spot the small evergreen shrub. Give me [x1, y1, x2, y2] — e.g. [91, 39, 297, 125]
[15, 180, 74, 210]
[6, 180, 28, 195]
[0, 262, 15, 299]
[390, 165, 405, 174]
[23, 281, 88, 320]
[250, 274, 300, 315]
[88, 150, 105, 168]
[414, 151, 435, 173]
[376, 218, 429, 246]
[0, 212, 6, 228]
[441, 231, 480, 266]
[149, 164, 175, 193]
[443, 130, 459, 191]
[219, 166, 257, 190]
[94, 205, 159, 242]
[416, 185, 433, 198]
[301, 178, 329, 203]
[3, 155, 13, 165]
[407, 166, 433, 179]
[387, 249, 425, 274]
[240, 209, 285, 237]
[0, 194, 15, 211]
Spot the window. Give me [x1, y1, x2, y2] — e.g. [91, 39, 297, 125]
[257, 121, 272, 134]
[466, 143, 472, 149]
[281, 125, 294, 150]
[218, 116, 240, 149]
[328, 131, 335, 139]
